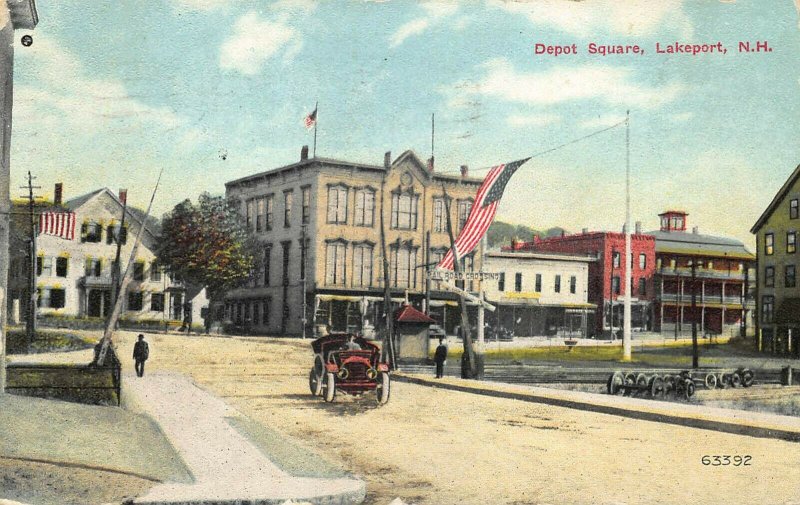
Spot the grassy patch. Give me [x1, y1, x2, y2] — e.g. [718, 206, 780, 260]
[5, 329, 95, 354]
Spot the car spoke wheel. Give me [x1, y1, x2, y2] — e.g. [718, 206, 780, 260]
[741, 368, 755, 387]
[683, 379, 696, 400]
[704, 373, 718, 390]
[323, 372, 336, 403]
[607, 371, 625, 395]
[309, 368, 322, 396]
[376, 372, 390, 405]
[730, 372, 742, 388]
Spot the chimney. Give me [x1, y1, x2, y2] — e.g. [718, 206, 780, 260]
[460, 165, 469, 177]
[119, 188, 128, 206]
[533, 235, 541, 244]
[384, 151, 391, 168]
[54, 183, 63, 206]
[692, 226, 699, 234]
[635, 221, 642, 234]
[300, 145, 309, 161]
[622, 224, 627, 233]
[582, 228, 588, 234]
[426, 156, 434, 172]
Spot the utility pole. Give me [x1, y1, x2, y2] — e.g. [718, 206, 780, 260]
[425, 231, 431, 314]
[301, 224, 307, 339]
[21, 171, 41, 353]
[477, 236, 486, 353]
[691, 258, 700, 368]
[609, 249, 615, 340]
[623, 110, 632, 361]
[109, 189, 128, 321]
[379, 177, 396, 369]
[442, 183, 479, 379]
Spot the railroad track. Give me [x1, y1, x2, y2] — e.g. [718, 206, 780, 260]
[398, 363, 784, 386]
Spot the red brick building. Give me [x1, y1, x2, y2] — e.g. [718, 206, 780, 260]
[504, 226, 656, 337]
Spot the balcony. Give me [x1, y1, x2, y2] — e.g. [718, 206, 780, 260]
[657, 267, 749, 281]
[659, 293, 754, 308]
[81, 275, 113, 288]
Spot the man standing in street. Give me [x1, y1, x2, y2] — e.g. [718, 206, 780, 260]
[434, 338, 448, 379]
[133, 334, 149, 377]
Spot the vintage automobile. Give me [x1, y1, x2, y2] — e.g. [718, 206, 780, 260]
[308, 333, 390, 404]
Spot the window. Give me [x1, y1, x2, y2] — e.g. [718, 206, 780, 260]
[656, 257, 662, 270]
[56, 257, 68, 277]
[433, 198, 446, 233]
[133, 261, 145, 281]
[302, 186, 311, 225]
[762, 295, 774, 323]
[354, 189, 375, 227]
[788, 232, 797, 254]
[639, 278, 647, 297]
[281, 241, 291, 285]
[792, 199, 799, 219]
[554, 274, 562, 293]
[391, 246, 417, 288]
[246, 199, 256, 230]
[325, 241, 347, 286]
[150, 261, 162, 281]
[256, 197, 265, 232]
[353, 243, 373, 287]
[765, 266, 775, 287]
[283, 190, 293, 228]
[36, 256, 52, 277]
[765, 233, 774, 256]
[786, 265, 796, 288]
[105, 223, 128, 245]
[570, 275, 577, 294]
[127, 291, 143, 311]
[37, 287, 65, 309]
[81, 222, 102, 243]
[151, 293, 165, 312]
[534, 273, 542, 293]
[612, 251, 620, 268]
[327, 185, 348, 224]
[263, 244, 272, 286]
[498, 272, 505, 292]
[265, 195, 274, 231]
[391, 193, 418, 230]
[457, 200, 472, 232]
[639, 253, 646, 270]
[261, 298, 271, 326]
[515, 273, 523, 292]
[85, 258, 102, 277]
[612, 276, 621, 295]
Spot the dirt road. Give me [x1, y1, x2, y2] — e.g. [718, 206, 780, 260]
[69, 332, 800, 504]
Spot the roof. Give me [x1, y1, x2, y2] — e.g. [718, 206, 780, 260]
[487, 251, 596, 263]
[646, 230, 754, 260]
[775, 298, 800, 325]
[225, 149, 483, 188]
[394, 304, 436, 323]
[751, 163, 800, 234]
[65, 188, 160, 239]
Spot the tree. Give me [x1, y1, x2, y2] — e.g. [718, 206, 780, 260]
[157, 193, 257, 298]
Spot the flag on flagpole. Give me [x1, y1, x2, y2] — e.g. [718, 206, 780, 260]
[304, 106, 317, 130]
[39, 211, 76, 240]
[437, 157, 531, 270]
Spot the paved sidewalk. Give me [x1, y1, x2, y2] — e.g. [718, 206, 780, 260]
[396, 373, 800, 443]
[125, 373, 365, 505]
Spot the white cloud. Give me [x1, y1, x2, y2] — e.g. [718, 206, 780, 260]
[390, 2, 459, 47]
[507, 113, 561, 128]
[15, 37, 189, 136]
[456, 58, 684, 110]
[579, 114, 626, 129]
[670, 112, 694, 122]
[491, 0, 692, 38]
[219, 11, 299, 75]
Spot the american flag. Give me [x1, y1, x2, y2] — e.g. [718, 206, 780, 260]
[39, 211, 76, 240]
[437, 157, 530, 270]
[304, 106, 317, 130]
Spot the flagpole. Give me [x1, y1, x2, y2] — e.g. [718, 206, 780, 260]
[623, 110, 632, 361]
[313, 101, 318, 158]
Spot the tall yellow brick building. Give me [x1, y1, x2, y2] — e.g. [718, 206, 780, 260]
[225, 147, 482, 337]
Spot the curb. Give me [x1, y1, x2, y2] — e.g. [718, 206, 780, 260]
[395, 373, 800, 443]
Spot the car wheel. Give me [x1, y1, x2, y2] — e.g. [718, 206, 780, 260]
[323, 372, 336, 403]
[741, 368, 755, 387]
[704, 373, 717, 390]
[376, 372, 390, 405]
[607, 371, 625, 395]
[309, 368, 322, 396]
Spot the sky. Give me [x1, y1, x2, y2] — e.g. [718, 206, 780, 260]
[8, 1, 800, 248]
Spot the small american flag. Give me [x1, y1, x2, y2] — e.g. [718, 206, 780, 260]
[304, 106, 317, 130]
[437, 157, 530, 270]
[39, 211, 76, 240]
